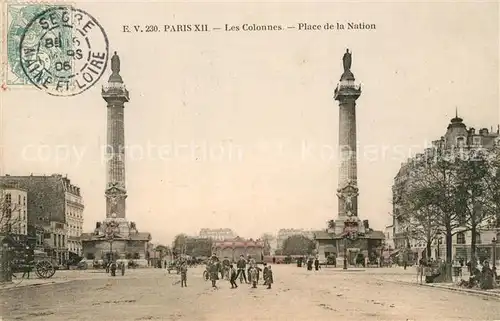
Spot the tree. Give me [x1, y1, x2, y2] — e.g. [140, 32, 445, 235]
[394, 184, 441, 259]
[485, 140, 500, 228]
[172, 234, 188, 256]
[453, 147, 496, 266]
[282, 235, 315, 256]
[187, 238, 212, 257]
[172, 235, 213, 257]
[401, 148, 462, 281]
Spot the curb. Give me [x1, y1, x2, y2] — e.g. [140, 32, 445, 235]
[0, 279, 72, 291]
[380, 279, 500, 300]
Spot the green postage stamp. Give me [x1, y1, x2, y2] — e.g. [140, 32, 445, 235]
[3, 2, 109, 96]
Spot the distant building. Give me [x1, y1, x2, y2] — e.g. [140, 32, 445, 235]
[199, 228, 236, 241]
[0, 183, 28, 237]
[393, 114, 500, 262]
[277, 228, 315, 249]
[384, 225, 394, 249]
[212, 236, 264, 261]
[0, 174, 84, 264]
[63, 178, 84, 257]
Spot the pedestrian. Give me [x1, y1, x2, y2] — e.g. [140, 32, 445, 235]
[236, 255, 248, 283]
[266, 265, 274, 289]
[229, 264, 238, 289]
[263, 263, 269, 285]
[209, 255, 220, 288]
[417, 257, 424, 284]
[314, 257, 320, 271]
[307, 257, 313, 271]
[250, 266, 258, 288]
[180, 262, 188, 287]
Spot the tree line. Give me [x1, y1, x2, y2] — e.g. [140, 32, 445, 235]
[393, 140, 500, 280]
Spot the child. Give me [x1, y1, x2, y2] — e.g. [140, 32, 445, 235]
[266, 265, 273, 289]
[180, 262, 188, 287]
[250, 265, 258, 288]
[229, 264, 238, 288]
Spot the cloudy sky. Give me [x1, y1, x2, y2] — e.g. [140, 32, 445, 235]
[1, 1, 498, 245]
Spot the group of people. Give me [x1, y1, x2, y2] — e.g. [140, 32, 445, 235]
[206, 254, 274, 289]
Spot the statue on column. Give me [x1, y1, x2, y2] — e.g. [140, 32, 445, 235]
[109, 51, 123, 83]
[343, 49, 352, 72]
[345, 195, 353, 215]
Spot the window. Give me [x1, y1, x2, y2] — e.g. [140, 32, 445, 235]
[5, 193, 11, 203]
[18, 195, 21, 204]
[457, 232, 466, 244]
[473, 136, 481, 146]
[476, 233, 482, 245]
[456, 136, 465, 147]
[23, 196, 26, 206]
[24, 210, 26, 220]
[53, 235, 57, 247]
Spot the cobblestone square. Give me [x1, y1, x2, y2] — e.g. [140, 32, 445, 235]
[2, 266, 499, 321]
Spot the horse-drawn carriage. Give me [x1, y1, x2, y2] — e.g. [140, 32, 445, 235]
[3, 236, 56, 279]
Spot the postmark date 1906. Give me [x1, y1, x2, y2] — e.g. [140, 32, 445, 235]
[20, 6, 109, 96]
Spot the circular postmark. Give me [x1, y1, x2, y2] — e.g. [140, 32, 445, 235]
[19, 6, 109, 96]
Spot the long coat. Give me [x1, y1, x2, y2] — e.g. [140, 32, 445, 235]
[209, 262, 220, 281]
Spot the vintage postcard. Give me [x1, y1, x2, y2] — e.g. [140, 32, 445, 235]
[0, 1, 499, 320]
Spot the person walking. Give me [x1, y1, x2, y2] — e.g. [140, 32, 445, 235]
[314, 257, 320, 271]
[236, 255, 248, 283]
[263, 263, 269, 285]
[209, 255, 220, 288]
[249, 265, 258, 288]
[229, 264, 238, 289]
[180, 262, 188, 287]
[266, 265, 274, 289]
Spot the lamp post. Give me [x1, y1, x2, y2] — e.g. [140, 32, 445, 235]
[343, 236, 348, 270]
[492, 237, 497, 269]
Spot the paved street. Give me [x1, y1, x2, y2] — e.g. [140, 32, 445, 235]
[1, 265, 499, 321]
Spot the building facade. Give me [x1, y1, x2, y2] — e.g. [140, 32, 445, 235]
[63, 178, 84, 257]
[0, 174, 84, 265]
[199, 228, 236, 241]
[212, 237, 264, 262]
[0, 185, 28, 237]
[392, 114, 500, 262]
[384, 224, 394, 249]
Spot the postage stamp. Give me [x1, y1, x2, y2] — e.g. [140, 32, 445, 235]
[4, 3, 54, 87]
[14, 5, 109, 96]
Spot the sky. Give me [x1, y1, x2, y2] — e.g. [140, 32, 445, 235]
[1, 1, 498, 245]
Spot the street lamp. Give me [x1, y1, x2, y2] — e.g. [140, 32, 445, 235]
[104, 213, 119, 264]
[492, 237, 497, 269]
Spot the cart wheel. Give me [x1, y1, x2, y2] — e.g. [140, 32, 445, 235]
[35, 260, 55, 279]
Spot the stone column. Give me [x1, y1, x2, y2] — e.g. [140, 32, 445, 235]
[334, 52, 361, 220]
[102, 52, 130, 219]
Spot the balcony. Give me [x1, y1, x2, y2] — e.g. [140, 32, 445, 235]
[102, 83, 130, 101]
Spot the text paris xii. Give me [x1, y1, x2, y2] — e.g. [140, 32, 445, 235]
[20, 7, 109, 96]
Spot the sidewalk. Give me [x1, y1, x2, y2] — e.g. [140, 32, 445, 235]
[0, 269, 111, 290]
[376, 272, 500, 299]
